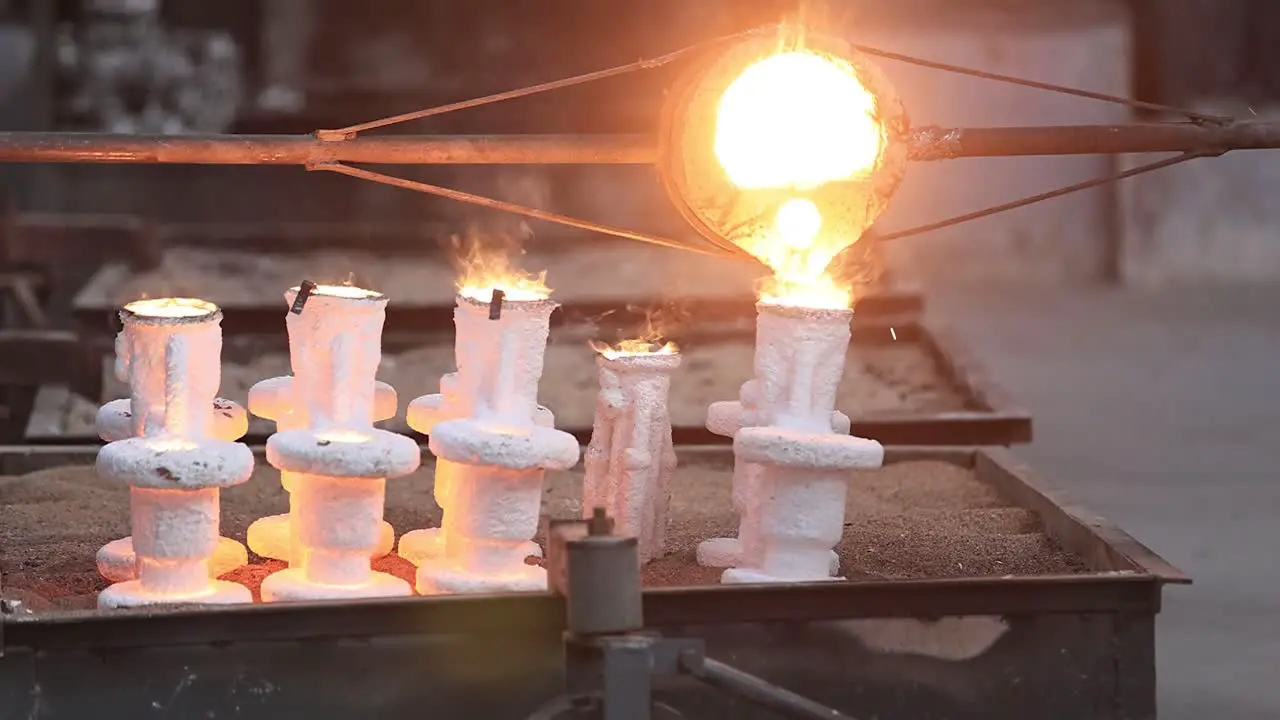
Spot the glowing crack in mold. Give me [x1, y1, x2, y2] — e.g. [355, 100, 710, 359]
[94, 298, 256, 608]
[246, 285, 400, 566]
[259, 285, 421, 602]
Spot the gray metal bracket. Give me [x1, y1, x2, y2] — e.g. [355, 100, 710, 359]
[542, 510, 857, 720]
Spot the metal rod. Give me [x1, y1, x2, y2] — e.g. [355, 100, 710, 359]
[0, 133, 658, 165]
[681, 652, 857, 720]
[317, 27, 764, 140]
[873, 152, 1205, 242]
[907, 122, 1267, 160]
[312, 162, 749, 260]
[2, 122, 1280, 166]
[852, 43, 1232, 124]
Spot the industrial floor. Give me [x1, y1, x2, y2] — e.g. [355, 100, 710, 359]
[926, 280, 1280, 720]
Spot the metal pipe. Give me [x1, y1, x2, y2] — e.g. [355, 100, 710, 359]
[0, 133, 660, 165]
[2, 122, 1280, 166]
[681, 652, 857, 720]
[906, 122, 1280, 160]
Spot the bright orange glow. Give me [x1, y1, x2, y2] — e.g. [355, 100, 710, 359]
[589, 339, 679, 360]
[125, 297, 218, 319]
[715, 50, 881, 190]
[759, 273, 852, 310]
[714, 49, 883, 311]
[315, 430, 371, 444]
[455, 245, 550, 302]
[299, 284, 383, 300]
[758, 198, 852, 310]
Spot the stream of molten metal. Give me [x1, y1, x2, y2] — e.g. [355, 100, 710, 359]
[714, 48, 883, 310]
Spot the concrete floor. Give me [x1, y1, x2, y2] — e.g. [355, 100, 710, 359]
[927, 280, 1280, 720]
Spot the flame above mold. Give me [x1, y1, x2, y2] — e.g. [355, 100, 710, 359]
[452, 231, 550, 303]
[588, 303, 686, 359]
[589, 338, 679, 360]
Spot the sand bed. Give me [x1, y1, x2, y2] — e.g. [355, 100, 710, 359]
[53, 335, 967, 439]
[0, 454, 1085, 614]
[73, 246, 765, 312]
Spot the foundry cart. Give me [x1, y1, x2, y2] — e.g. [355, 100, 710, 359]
[0, 446, 1185, 720]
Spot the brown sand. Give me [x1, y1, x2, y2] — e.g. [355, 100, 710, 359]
[0, 454, 1084, 613]
[73, 245, 763, 312]
[57, 336, 966, 438]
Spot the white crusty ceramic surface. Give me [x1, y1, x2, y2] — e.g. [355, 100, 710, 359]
[582, 351, 681, 565]
[96, 397, 248, 444]
[258, 286, 418, 600]
[408, 293, 577, 594]
[698, 302, 885, 584]
[96, 301, 252, 596]
[267, 428, 422, 479]
[429, 420, 580, 472]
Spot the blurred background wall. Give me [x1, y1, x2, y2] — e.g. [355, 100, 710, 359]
[1, 0, 1279, 286]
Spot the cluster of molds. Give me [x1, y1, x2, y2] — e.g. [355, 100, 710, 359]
[90, 288, 877, 607]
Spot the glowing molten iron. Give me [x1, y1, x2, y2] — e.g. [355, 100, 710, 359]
[124, 297, 218, 319]
[714, 49, 884, 310]
[306, 284, 383, 300]
[589, 339, 679, 360]
[455, 246, 550, 302]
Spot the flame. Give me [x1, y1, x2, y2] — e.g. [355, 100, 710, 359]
[454, 237, 550, 303]
[589, 339, 679, 360]
[124, 297, 218, 319]
[714, 48, 883, 310]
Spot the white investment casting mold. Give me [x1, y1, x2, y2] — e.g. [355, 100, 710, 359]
[258, 285, 421, 602]
[406, 293, 579, 594]
[95, 298, 256, 608]
[582, 346, 681, 565]
[245, 287, 401, 565]
[696, 302, 883, 584]
[95, 331, 251, 583]
[398, 291, 556, 568]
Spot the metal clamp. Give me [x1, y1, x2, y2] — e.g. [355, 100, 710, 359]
[539, 509, 857, 720]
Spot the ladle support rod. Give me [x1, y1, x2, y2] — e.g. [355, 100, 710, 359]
[1, 122, 1279, 166]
